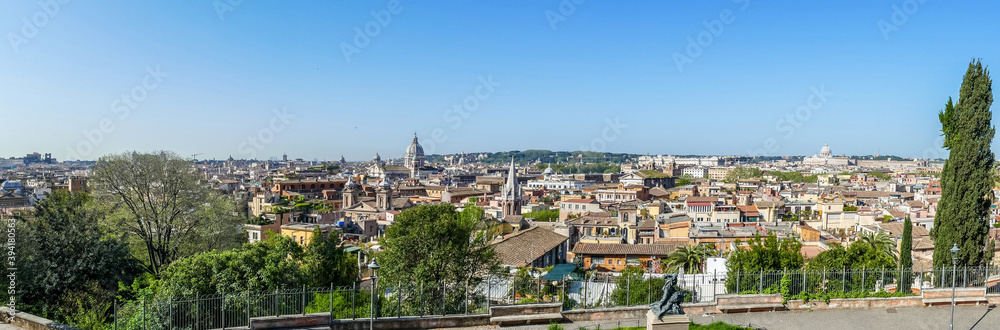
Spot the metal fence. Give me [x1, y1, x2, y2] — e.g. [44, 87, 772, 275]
[111, 266, 1000, 329]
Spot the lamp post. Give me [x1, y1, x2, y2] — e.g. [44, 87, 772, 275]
[950, 243, 959, 330]
[368, 258, 380, 330]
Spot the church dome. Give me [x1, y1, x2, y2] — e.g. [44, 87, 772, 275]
[404, 134, 425, 169]
[543, 165, 555, 175]
[819, 143, 832, 158]
[405, 135, 424, 159]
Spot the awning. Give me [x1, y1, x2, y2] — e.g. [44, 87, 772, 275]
[541, 264, 578, 281]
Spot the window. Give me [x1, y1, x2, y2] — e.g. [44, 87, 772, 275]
[626, 257, 640, 265]
[592, 256, 604, 265]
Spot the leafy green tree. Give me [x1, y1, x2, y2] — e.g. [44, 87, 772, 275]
[724, 234, 803, 294]
[610, 266, 666, 306]
[303, 227, 358, 287]
[8, 190, 140, 325]
[158, 235, 308, 296]
[665, 245, 711, 273]
[378, 204, 501, 314]
[931, 60, 995, 268]
[725, 168, 762, 183]
[91, 151, 246, 275]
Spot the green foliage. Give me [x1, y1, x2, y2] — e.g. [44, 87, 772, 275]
[768, 171, 817, 183]
[932, 61, 995, 268]
[866, 171, 893, 181]
[609, 266, 666, 306]
[158, 235, 322, 296]
[91, 151, 245, 275]
[379, 204, 501, 315]
[524, 209, 559, 222]
[547, 322, 565, 330]
[304, 228, 359, 288]
[899, 217, 913, 289]
[665, 245, 711, 273]
[689, 322, 755, 330]
[726, 167, 762, 182]
[7, 190, 140, 325]
[725, 234, 803, 293]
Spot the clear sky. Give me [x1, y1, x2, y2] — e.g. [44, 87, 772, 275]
[1, 0, 997, 161]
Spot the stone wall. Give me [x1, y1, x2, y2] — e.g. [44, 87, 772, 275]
[784, 296, 923, 310]
[0, 307, 79, 330]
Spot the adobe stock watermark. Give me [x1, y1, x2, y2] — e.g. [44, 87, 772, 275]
[545, 0, 585, 31]
[579, 118, 627, 152]
[422, 75, 502, 154]
[214, 0, 244, 21]
[747, 85, 833, 157]
[7, 0, 71, 54]
[5, 217, 17, 316]
[64, 66, 169, 161]
[237, 107, 295, 159]
[340, 0, 407, 63]
[920, 136, 946, 160]
[877, 0, 928, 41]
[672, 0, 750, 73]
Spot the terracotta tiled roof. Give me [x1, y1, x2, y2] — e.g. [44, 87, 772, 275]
[491, 227, 568, 267]
[566, 216, 618, 227]
[572, 242, 686, 256]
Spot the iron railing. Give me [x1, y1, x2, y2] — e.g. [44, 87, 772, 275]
[111, 266, 1000, 329]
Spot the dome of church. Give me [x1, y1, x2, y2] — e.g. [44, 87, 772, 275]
[404, 134, 425, 169]
[543, 165, 555, 175]
[380, 178, 392, 188]
[819, 143, 832, 158]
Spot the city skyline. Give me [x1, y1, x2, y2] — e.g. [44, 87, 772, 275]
[2, 1, 997, 160]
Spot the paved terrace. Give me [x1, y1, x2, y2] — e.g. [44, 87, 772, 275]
[437, 305, 999, 330]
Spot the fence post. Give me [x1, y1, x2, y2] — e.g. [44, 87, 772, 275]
[758, 270, 763, 294]
[880, 268, 885, 292]
[329, 284, 334, 318]
[195, 294, 199, 330]
[222, 293, 227, 330]
[736, 269, 740, 294]
[802, 270, 807, 295]
[114, 301, 118, 330]
[627, 274, 631, 305]
[400, 283, 404, 317]
[419, 281, 424, 317]
[248, 289, 252, 327]
[713, 270, 718, 303]
[168, 298, 172, 330]
[964, 267, 968, 287]
[487, 277, 492, 312]
[822, 268, 827, 293]
[274, 289, 278, 318]
[604, 275, 610, 307]
[302, 285, 306, 315]
[142, 296, 146, 330]
[862, 267, 866, 292]
[352, 282, 357, 319]
[464, 279, 469, 315]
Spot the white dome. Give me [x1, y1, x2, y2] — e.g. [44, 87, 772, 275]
[819, 143, 832, 158]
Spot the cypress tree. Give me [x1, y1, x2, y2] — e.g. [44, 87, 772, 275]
[930, 60, 995, 268]
[899, 216, 913, 291]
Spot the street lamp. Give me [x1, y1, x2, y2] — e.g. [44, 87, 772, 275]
[949, 243, 959, 330]
[368, 258, 380, 330]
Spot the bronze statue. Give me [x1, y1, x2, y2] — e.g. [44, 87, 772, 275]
[650, 273, 686, 320]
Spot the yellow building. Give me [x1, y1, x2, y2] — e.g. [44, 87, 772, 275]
[280, 223, 336, 246]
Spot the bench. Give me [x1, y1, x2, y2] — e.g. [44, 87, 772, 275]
[489, 302, 564, 325]
[922, 288, 989, 306]
[715, 294, 785, 313]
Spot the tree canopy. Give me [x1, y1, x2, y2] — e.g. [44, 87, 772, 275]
[91, 151, 246, 275]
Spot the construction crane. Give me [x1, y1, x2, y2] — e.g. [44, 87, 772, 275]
[191, 153, 203, 161]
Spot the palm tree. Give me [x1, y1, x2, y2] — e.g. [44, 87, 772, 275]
[860, 231, 898, 261]
[665, 245, 711, 273]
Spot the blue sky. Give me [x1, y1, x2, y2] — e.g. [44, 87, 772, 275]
[1, 0, 996, 161]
